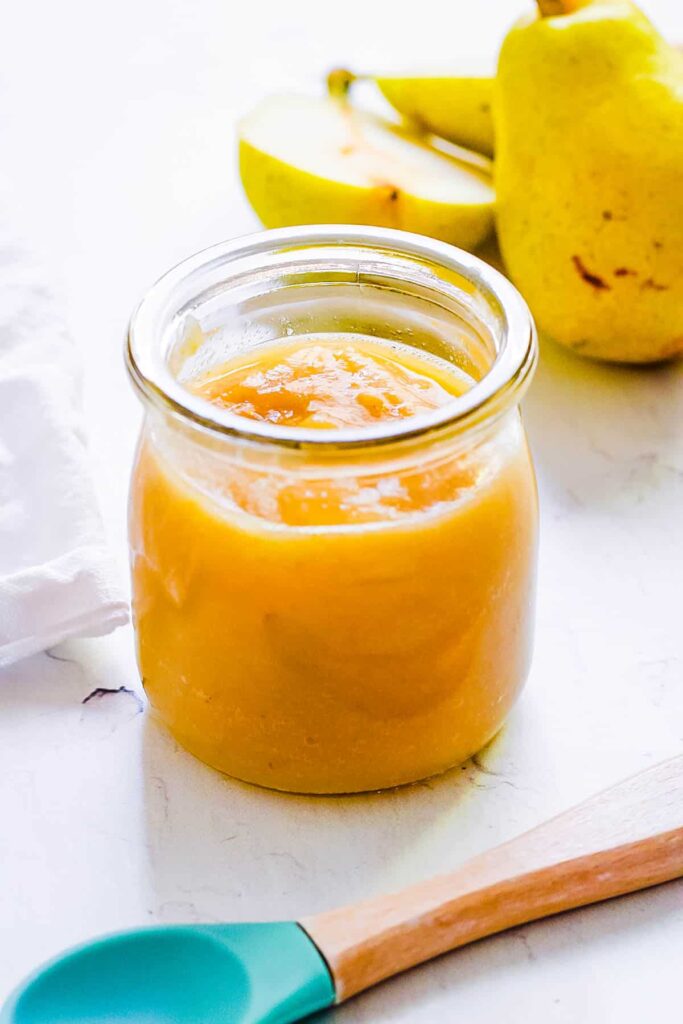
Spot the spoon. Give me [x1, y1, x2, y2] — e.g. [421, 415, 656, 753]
[3, 753, 682, 1023]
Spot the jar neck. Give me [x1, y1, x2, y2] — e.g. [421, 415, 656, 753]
[146, 403, 521, 483]
[127, 226, 537, 453]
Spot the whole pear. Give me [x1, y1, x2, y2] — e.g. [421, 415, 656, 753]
[495, 0, 683, 362]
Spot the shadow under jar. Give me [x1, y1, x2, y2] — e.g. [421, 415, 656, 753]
[126, 226, 538, 794]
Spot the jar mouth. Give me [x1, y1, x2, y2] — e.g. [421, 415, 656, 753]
[126, 225, 537, 450]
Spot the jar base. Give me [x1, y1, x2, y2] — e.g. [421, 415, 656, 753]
[162, 720, 508, 796]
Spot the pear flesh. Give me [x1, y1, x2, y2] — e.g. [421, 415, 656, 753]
[239, 94, 495, 251]
[495, 0, 683, 363]
[377, 76, 495, 157]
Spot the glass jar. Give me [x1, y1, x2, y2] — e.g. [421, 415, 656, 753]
[126, 226, 538, 794]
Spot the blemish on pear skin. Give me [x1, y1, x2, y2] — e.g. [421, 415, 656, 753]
[614, 267, 637, 277]
[601, 210, 626, 223]
[572, 255, 610, 290]
[641, 277, 668, 291]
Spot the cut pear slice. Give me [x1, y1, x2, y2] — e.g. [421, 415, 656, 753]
[238, 94, 494, 251]
[377, 75, 495, 157]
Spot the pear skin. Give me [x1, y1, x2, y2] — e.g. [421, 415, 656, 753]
[495, 0, 683, 362]
[377, 76, 495, 157]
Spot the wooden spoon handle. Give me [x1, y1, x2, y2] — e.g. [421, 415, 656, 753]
[302, 753, 683, 1002]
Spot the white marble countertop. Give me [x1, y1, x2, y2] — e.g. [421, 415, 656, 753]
[1, 1, 683, 1019]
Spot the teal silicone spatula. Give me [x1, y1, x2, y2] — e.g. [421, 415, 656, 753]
[4, 754, 683, 1024]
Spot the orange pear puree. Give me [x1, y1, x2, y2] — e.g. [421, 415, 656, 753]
[189, 336, 470, 429]
[130, 334, 537, 792]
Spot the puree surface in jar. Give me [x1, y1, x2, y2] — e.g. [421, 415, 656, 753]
[190, 336, 470, 430]
[130, 332, 537, 792]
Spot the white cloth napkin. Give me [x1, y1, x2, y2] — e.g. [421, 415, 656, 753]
[0, 225, 129, 668]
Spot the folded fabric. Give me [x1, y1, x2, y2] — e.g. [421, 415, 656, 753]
[0, 221, 128, 668]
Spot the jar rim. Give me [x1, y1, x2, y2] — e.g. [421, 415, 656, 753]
[126, 225, 537, 451]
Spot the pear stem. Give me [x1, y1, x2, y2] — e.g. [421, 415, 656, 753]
[536, 0, 574, 15]
[327, 68, 357, 100]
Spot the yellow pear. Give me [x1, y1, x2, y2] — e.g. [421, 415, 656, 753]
[495, 0, 683, 363]
[377, 75, 494, 157]
[238, 94, 495, 251]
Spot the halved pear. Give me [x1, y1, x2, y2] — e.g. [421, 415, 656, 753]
[238, 94, 494, 251]
[377, 75, 495, 157]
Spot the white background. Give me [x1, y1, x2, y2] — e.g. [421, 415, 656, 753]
[1, 1, 683, 1020]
